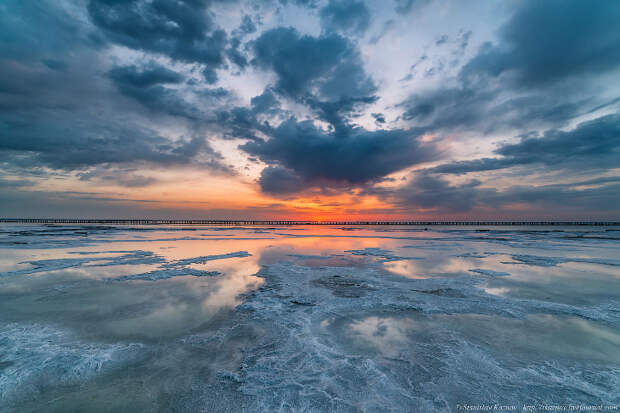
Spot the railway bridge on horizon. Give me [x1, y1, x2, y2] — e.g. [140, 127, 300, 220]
[1, 218, 618, 226]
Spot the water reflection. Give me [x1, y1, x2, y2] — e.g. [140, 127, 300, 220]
[347, 316, 415, 357]
[1, 224, 619, 411]
[2, 225, 619, 339]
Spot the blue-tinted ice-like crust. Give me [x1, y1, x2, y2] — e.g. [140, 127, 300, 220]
[113, 268, 222, 281]
[0, 224, 276, 250]
[213, 261, 620, 411]
[1, 250, 165, 277]
[0, 323, 142, 404]
[0, 249, 251, 281]
[173, 251, 252, 266]
[345, 248, 423, 263]
[469, 268, 511, 277]
[112, 251, 251, 281]
[2, 225, 620, 410]
[505, 254, 620, 267]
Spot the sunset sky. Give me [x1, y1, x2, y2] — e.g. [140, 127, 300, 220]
[1, 0, 619, 220]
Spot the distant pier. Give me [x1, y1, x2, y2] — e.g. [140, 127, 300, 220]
[0, 218, 618, 226]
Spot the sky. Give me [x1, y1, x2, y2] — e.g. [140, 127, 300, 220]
[1, 0, 619, 220]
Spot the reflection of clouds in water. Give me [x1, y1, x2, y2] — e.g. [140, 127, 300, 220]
[61, 264, 164, 280]
[566, 316, 620, 355]
[204, 274, 262, 311]
[348, 316, 414, 357]
[96, 273, 262, 339]
[382, 259, 429, 278]
[442, 313, 620, 365]
[383, 256, 473, 278]
[482, 285, 510, 296]
[184, 253, 264, 311]
[106, 301, 191, 338]
[201, 258, 264, 311]
[2, 224, 620, 410]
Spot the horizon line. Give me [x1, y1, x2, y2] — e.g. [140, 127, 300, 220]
[1, 218, 619, 226]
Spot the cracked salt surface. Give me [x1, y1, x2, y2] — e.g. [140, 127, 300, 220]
[0, 224, 619, 411]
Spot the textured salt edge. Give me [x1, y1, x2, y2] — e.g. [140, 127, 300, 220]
[1, 250, 252, 282]
[469, 268, 511, 277]
[204, 259, 620, 411]
[0, 323, 142, 403]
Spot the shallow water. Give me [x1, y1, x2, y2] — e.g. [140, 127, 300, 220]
[0, 224, 619, 412]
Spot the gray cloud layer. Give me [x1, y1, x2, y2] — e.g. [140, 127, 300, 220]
[1, 0, 619, 217]
[241, 119, 436, 194]
[429, 114, 620, 174]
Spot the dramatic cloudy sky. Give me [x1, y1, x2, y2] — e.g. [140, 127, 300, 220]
[1, 0, 619, 219]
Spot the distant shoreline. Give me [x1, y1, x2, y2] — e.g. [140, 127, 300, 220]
[1, 219, 619, 226]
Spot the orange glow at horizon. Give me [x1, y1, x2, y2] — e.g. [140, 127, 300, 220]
[20, 164, 501, 220]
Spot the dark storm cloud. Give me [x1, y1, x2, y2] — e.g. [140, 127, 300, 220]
[399, 175, 484, 213]
[252, 27, 375, 99]
[319, 0, 371, 35]
[304, 95, 378, 136]
[429, 113, 620, 174]
[400, 0, 620, 134]
[460, 0, 620, 87]
[0, 1, 232, 175]
[240, 118, 437, 194]
[257, 165, 305, 195]
[107, 63, 203, 119]
[0, 111, 220, 170]
[226, 38, 249, 70]
[370, 173, 620, 215]
[247, 26, 379, 170]
[240, 24, 451, 196]
[107, 63, 184, 87]
[237, 15, 257, 35]
[215, 88, 282, 141]
[250, 89, 280, 114]
[87, 0, 228, 68]
[400, 86, 495, 131]
[372, 113, 386, 124]
[225, 15, 256, 70]
[202, 67, 219, 84]
[399, 78, 596, 134]
[496, 114, 620, 167]
[230, 24, 397, 194]
[496, 182, 620, 211]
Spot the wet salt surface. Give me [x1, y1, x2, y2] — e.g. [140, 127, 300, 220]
[0, 224, 619, 412]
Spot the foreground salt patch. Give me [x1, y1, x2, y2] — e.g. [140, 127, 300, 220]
[112, 251, 251, 281]
[0, 250, 165, 278]
[0, 249, 252, 282]
[0, 323, 142, 403]
[225, 261, 620, 411]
